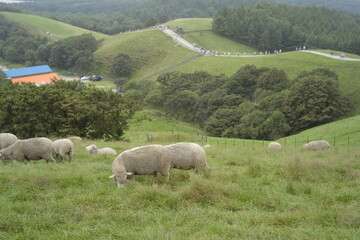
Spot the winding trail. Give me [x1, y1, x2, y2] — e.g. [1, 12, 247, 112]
[302, 50, 360, 61]
[161, 27, 360, 61]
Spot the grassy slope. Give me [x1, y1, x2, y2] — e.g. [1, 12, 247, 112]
[278, 114, 360, 147]
[0, 12, 109, 40]
[0, 110, 359, 239]
[94, 29, 197, 79]
[166, 18, 257, 54]
[175, 51, 360, 111]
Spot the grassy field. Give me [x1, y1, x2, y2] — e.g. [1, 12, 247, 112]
[278, 114, 360, 147]
[0, 12, 109, 40]
[0, 109, 359, 239]
[94, 29, 197, 79]
[166, 18, 257, 54]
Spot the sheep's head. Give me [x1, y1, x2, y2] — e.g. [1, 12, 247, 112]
[109, 172, 132, 188]
[85, 144, 97, 154]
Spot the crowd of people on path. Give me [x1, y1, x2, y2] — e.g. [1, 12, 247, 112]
[156, 25, 353, 60]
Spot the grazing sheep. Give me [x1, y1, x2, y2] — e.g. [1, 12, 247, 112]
[203, 144, 211, 149]
[165, 142, 210, 171]
[53, 139, 74, 162]
[0, 137, 55, 163]
[268, 142, 282, 150]
[68, 136, 82, 141]
[86, 144, 117, 155]
[0, 133, 18, 150]
[109, 145, 171, 188]
[301, 140, 330, 151]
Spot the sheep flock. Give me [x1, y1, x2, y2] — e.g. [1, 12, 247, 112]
[1, 132, 333, 188]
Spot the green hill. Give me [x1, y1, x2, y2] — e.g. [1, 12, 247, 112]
[94, 29, 197, 80]
[0, 12, 109, 40]
[166, 18, 257, 54]
[277, 114, 360, 147]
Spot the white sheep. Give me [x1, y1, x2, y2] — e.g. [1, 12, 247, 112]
[68, 136, 82, 141]
[301, 140, 330, 151]
[0, 137, 55, 163]
[86, 144, 117, 155]
[109, 145, 171, 188]
[53, 139, 74, 162]
[0, 133, 18, 150]
[268, 142, 282, 149]
[203, 144, 211, 149]
[165, 142, 210, 171]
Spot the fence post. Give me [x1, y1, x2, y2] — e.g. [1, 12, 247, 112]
[284, 137, 287, 146]
[333, 136, 336, 148]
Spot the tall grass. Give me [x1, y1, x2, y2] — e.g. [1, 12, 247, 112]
[0, 110, 359, 239]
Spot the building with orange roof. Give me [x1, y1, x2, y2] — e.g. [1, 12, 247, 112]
[4, 65, 59, 86]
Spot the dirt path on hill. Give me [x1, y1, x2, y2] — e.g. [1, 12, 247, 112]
[161, 27, 360, 61]
[302, 50, 360, 61]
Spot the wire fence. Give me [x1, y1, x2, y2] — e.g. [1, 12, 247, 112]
[145, 130, 359, 149]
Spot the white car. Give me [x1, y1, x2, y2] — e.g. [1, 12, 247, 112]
[80, 76, 90, 80]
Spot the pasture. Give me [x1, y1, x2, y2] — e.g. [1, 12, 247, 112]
[0, 110, 359, 239]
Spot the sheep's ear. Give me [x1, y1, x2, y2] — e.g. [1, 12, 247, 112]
[109, 174, 115, 179]
[126, 172, 132, 176]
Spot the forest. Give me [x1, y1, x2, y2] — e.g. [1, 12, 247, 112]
[144, 67, 353, 140]
[212, 2, 360, 54]
[5, 0, 360, 35]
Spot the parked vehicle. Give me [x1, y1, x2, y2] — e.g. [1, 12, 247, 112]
[90, 75, 103, 81]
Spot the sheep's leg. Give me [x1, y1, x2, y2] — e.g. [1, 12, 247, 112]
[44, 153, 56, 163]
[151, 172, 158, 183]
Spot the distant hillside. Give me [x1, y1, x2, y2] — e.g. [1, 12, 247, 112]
[174, 51, 360, 111]
[94, 29, 197, 79]
[10, 0, 360, 34]
[213, 3, 360, 54]
[0, 12, 109, 40]
[278, 114, 360, 147]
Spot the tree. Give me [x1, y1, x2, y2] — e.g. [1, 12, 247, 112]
[261, 110, 291, 140]
[111, 53, 132, 77]
[164, 90, 199, 120]
[225, 65, 269, 100]
[0, 70, 9, 84]
[114, 77, 129, 91]
[283, 72, 352, 133]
